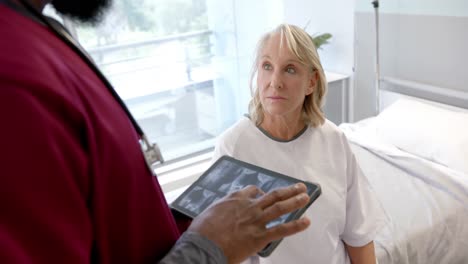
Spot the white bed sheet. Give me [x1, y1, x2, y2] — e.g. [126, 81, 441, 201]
[340, 119, 468, 264]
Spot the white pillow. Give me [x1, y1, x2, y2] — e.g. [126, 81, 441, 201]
[375, 98, 468, 175]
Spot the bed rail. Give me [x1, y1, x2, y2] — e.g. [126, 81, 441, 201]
[380, 76, 468, 110]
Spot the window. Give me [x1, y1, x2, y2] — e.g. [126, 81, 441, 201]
[46, 0, 245, 163]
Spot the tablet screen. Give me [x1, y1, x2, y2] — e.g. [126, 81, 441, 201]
[171, 156, 320, 228]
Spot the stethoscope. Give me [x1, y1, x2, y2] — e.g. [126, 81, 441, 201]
[3, 0, 164, 172]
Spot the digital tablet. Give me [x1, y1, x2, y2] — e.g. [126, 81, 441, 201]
[170, 155, 321, 257]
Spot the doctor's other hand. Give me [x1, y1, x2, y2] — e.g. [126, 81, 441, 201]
[188, 183, 311, 264]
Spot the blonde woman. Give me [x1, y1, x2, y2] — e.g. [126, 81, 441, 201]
[213, 24, 383, 264]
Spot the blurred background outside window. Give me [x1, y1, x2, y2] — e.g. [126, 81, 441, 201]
[46, 0, 248, 163]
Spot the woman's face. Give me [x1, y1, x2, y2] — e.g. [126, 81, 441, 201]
[257, 33, 315, 122]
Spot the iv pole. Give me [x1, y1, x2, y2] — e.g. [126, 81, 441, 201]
[372, 0, 380, 114]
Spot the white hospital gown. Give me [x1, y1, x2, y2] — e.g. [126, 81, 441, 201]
[213, 117, 384, 264]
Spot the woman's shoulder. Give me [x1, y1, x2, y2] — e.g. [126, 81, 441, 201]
[219, 116, 254, 137]
[314, 119, 345, 138]
[307, 119, 352, 153]
[214, 116, 257, 157]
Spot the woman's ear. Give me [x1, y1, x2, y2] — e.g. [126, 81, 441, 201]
[306, 70, 318, 95]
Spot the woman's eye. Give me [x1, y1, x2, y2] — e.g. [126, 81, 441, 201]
[286, 67, 296, 74]
[262, 63, 272, 70]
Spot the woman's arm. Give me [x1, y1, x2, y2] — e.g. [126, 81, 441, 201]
[345, 241, 377, 264]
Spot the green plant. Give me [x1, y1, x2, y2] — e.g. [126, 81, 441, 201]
[311, 33, 332, 49]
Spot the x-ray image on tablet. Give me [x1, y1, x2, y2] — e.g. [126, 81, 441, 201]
[170, 155, 321, 257]
[177, 186, 217, 215]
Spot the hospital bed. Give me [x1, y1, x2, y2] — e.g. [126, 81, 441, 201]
[339, 82, 468, 264]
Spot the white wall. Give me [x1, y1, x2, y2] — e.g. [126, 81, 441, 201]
[283, 0, 355, 76]
[356, 0, 468, 17]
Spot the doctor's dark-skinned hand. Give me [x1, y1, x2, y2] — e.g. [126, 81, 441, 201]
[188, 183, 311, 264]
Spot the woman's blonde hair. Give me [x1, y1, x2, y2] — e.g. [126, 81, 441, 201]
[248, 23, 327, 127]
